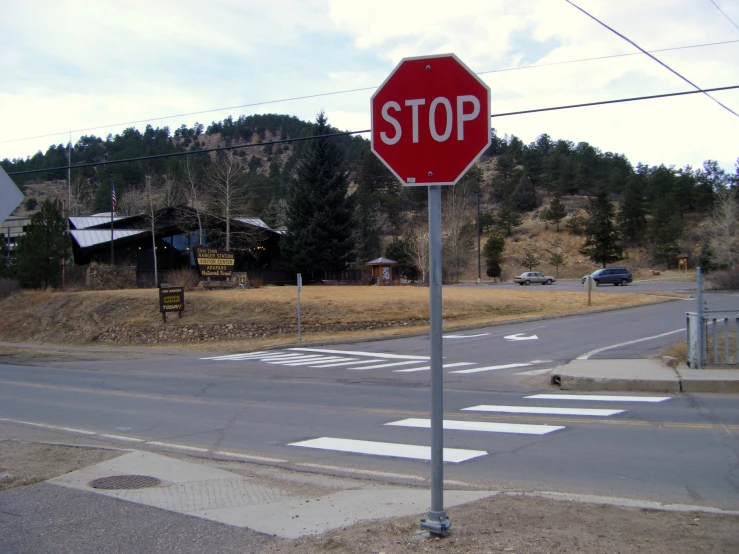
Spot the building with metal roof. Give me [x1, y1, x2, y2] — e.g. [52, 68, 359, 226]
[68, 205, 290, 286]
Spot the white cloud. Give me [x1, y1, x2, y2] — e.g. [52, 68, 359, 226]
[0, 0, 737, 172]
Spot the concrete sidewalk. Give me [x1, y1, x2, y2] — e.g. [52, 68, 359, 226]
[552, 358, 739, 394]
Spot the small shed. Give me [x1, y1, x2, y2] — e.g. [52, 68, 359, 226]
[365, 257, 398, 283]
[678, 254, 689, 272]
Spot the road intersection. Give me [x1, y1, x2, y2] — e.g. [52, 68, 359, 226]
[1, 288, 738, 512]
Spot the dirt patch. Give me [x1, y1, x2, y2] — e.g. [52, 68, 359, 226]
[0, 440, 122, 491]
[0, 287, 670, 348]
[265, 494, 739, 554]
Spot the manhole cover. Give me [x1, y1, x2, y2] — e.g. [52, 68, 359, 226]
[89, 475, 161, 490]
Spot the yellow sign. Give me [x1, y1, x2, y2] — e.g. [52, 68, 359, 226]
[193, 246, 235, 280]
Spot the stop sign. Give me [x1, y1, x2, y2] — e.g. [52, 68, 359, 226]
[371, 54, 491, 186]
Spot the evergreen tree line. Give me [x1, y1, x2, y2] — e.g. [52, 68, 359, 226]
[3, 113, 738, 285]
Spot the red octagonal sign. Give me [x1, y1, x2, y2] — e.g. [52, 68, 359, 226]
[371, 54, 491, 186]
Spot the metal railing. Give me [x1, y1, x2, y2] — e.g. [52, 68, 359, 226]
[686, 311, 739, 367]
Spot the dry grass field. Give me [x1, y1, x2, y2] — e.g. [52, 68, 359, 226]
[0, 285, 675, 350]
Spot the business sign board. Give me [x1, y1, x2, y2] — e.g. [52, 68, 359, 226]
[0, 166, 24, 225]
[193, 246, 235, 280]
[159, 286, 184, 322]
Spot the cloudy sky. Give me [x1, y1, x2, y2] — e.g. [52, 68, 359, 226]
[1, 0, 738, 172]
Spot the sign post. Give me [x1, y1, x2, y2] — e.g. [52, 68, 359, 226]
[371, 53, 490, 536]
[297, 273, 303, 342]
[584, 275, 595, 306]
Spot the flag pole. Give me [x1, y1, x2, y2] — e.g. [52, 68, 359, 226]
[110, 181, 115, 265]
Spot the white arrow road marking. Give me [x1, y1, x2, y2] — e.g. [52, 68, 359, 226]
[289, 437, 486, 463]
[450, 362, 532, 374]
[461, 405, 625, 417]
[385, 418, 564, 435]
[443, 333, 492, 339]
[504, 333, 539, 341]
[525, 394, 670, 403]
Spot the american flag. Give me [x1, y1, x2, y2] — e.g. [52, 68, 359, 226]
[111, 184, 117, 213]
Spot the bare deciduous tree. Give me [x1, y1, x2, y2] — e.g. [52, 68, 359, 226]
[69, 172, 93, 215]
[117, 187, 146, 216]
[442, 185, 474, 282]
[706, 189, 739, 269]
[179, 156, 205, 244]
[162, 173, 185, 208]
[145, 175, 163, 286]
[406, 227, 429, 283]
[204, 152, 253, 251]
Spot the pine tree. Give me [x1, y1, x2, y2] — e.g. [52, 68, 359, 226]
[545, 194, 568, 231]
[521, 250, 540, 271]
[579, 188, 623, 267]
[513, 175, 538, 212]
[650, 199, 683, 267]
[697, 241, 716, 273]
[11, 199, 70, 288]
[496, 198, 522, 237]
[548, 251, 566, 278]
[355, 151, 399, 261]
[482, 231, 505, 264]
[281, 112, 355, 277]
[618, 174, 648, 244]
[385, 236, 418, 281]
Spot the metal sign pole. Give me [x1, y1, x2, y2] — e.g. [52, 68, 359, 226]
[297, 273, 303, 342]
[420, 184, 449, 535]
[696, 267, 703, 368]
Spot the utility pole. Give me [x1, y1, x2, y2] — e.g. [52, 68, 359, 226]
[464, 192, 482, 284]
[476, 193, 481, 284]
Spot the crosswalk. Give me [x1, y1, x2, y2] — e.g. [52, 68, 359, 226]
[289, 393, 671, 463]
[201, 347, 542, 375]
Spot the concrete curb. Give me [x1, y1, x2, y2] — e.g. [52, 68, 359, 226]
[555, 375, 681, 394]
[552, 359, 739, 395]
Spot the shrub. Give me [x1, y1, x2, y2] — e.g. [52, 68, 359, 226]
[166, 269, 201, 291]
[0, 277, 20, 300]
[706, 270, 739, 291]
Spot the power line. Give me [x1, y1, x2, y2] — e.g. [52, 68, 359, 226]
[7, 84, 739, 177]
[564, 0, 739, 119]
[709, 0, 739, 31]
[3, 39, 739, 147]
[478, 38, 739, 75]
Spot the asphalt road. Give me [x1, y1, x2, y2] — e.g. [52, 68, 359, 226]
[0, 361, 737, 510]
[1, 292, 739, 511]
[486, 278, 697, 294]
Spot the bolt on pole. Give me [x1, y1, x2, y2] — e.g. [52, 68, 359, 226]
[419, 184, 450, 536]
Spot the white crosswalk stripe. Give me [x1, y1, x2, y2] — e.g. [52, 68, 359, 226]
[203, 349, 559, 377]
[385, 418, 564, 435]
[289, 437, 486, 463]
[525, 394, 671, 403]
[288, 393, 672, 464]
[461, 405, 625, 417]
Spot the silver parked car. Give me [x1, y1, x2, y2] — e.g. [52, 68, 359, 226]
[513, 272, 556, 285]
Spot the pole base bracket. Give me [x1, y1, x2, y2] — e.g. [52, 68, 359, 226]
[420, 511, 450, 537]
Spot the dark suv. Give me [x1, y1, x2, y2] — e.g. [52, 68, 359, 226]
[581, 267, 633, 286]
